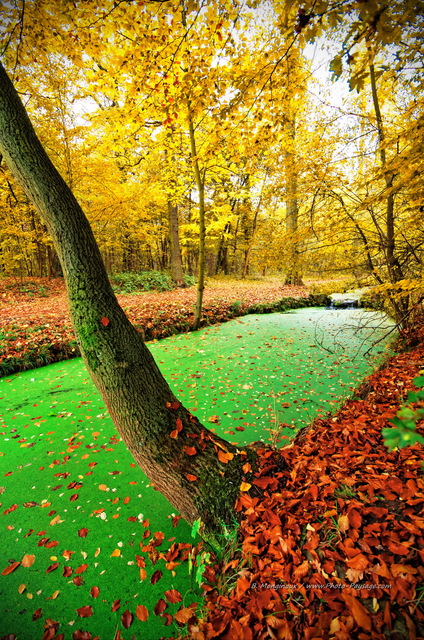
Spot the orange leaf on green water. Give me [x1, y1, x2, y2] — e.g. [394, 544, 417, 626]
[136, 604, 149, 621]
[2, 561, 20, 575]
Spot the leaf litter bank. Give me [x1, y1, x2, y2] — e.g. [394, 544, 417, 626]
[0, 304, 411, 639]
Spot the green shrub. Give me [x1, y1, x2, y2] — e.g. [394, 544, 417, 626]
[184, 274, 197, 287]
[110, 271, 174, 293]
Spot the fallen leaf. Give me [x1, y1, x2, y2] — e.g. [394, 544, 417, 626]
[110, 549, 121, 557]
[100, 316, 110, 327]
[174, 607, 196, 624]
[75, 564, 89, 574]
[154, 598, 167, 615]
[186, 474, 198, 482]
[150, 569, 162, 584]
[21, 554, 35, 567]
[18, 584, 26, 594]
[90, 586, 100, 598]
[76, 605, 93, 618]
[112, 599, 121, 612]
[136, 604, 149, 621]
[164, 589, 182, 603]
[240, 482, 251, 492]
[122, 609, 133, 629]
[78, 528, 88, 537]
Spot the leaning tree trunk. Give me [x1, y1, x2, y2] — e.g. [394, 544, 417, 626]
[0, 61, 254, 541]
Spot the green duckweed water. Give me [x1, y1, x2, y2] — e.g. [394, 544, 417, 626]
[0, 307, 394, 639]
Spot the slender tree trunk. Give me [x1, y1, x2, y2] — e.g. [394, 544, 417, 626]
[369, 63, 407, 323]
[284, 117, 303, 286]
[168, 200, 185, 286]
[0, 61, 253, 540]
[188, 112, 206, 331]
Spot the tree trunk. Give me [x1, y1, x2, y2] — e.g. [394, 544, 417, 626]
[0, 61, 253, 541]
[369, 63, 407, 323]
[168, 200, 185, 286]
[188, 112, 206, 331]
[284, 117, 303, 286]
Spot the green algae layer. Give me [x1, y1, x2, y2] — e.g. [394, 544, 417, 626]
[0, 308, 394, 640]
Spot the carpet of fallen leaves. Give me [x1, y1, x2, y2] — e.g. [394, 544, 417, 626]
[189, 321, 424, 640]
[0, 277, 308, 375]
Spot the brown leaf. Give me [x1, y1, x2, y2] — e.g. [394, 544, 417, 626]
[45, 540, 58, 548]
[186, 474, 198, 482]
[154, 598, 167, 615]
[342, 593, 371, 631]
[90, 586, 100, 598]
[151, 569, 163, 584]
[174, 607, 196, 624]
[111, 599, 121, 612]
[21, 554, 35, 568]
[166, 401, 181, 410]
[217, 449, 234, 464]
[164, 589, 182, 603]
[184, 446, 197, 456]
[46, 563, 59, 573]
[76, 605, 93, 618]
[136, 604, 149, 621]
[346, 554, 369, 571]
[121, 610, 133, 629]
[75, 564, 88, 574]
[23, 501, 38, 508]
[78, 528, 88, 537]
[63, 566, 73, 577]
[100, 316, 110, 327]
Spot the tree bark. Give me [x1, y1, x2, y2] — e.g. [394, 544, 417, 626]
[167, 199, 185, 286]
[0, 61, 253, 540]
[188, 111, 206, 331]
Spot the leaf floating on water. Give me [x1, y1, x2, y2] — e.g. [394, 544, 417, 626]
[150, 569, 162, 584]
[154, 598, 167, 615]
[136, 604, 149, 621]
[122, 609, 133, 629]
[75, 564, 88, 574]
[110, 549, 121, 557]
[76, 605, 93, 617]
[90, 586, 100, 598]
[46, 562, 59, 573]
[32, 608, 43, 621]
[3, 503, 18, 515]
[21, 554, 35, 567]
[78, 528, 89, 538]
[111, 599, 121, 612]
[18, 584, 26, 594]
[164, 589, 182, 603]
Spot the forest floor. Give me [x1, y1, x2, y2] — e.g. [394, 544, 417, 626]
[0, 276, 311, 376]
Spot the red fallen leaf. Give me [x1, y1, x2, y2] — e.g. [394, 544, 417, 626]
[136, 604, 149, 621]
[45, 540, 58, 548]
[76, 605, 93, 618]
[309, 484, 318, 500]
[166, 401, 181, 410]
[172, 515, 182, 527]
[32, 607, 43, 621]
[75, 564, 88, 574]
[235, 426, 245, 431]
[78, 528, 88, 538]
[111, 599, 121, 612]
[170, 429, 179, 439]
[151, 569, 163, 584]
[346, 554, 369, 571]
[24, 529, 34, 538]
[154, 598, 167, 615]
[186, 474, 198, 482]
[122, 610, 133, 629]
[100, 317, 110, 327]
[73, 576, 84, 586]
[38, 537, 49, 547]
[90, 586, 100, 598]
[46, 563, 59, 573]
[127, 516, 138, 522]
[164, 589, 182, 603]
[2, 561, 20, 575]
[3, 503, 18, 515]
[136, 555, 145, 568]
[184, 446, 197, 455]
[175, 418, 183, 432]
[70, 494, 79, 501]
[63, 566, 73, 577]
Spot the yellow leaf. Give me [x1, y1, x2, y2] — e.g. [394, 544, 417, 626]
[338, 515, 349, 533]
[240, 482, 251, 492]
[21, 554, 35, 568]
[111, 549, 121, 557]
[18, 584, 26, 594]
